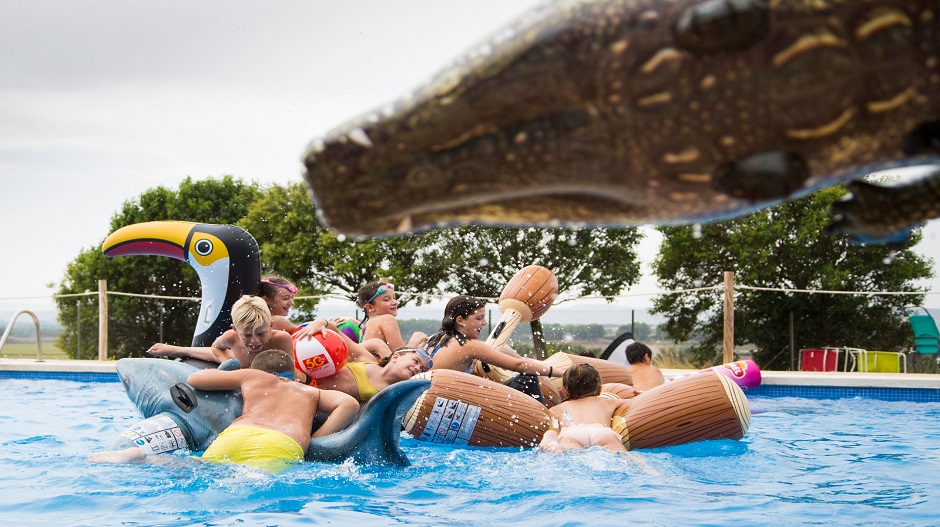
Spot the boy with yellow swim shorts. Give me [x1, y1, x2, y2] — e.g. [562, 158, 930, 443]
[89, 349, 359, 472]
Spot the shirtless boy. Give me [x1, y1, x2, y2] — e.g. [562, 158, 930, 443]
[89, 348, 360, 472]
[148, 295, 294, 369]
[625, 341, 665, 391]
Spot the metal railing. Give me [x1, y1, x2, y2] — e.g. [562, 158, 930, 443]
[0, 310, 43, 361]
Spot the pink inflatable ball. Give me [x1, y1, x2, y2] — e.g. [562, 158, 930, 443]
[292, 329, 348, 379]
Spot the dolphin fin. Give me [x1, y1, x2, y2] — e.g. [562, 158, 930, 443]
[305, 378, 430, 466]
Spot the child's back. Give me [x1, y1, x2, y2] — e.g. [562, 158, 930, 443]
[232, 370, 321, 452]
[540, 364, 627, 453]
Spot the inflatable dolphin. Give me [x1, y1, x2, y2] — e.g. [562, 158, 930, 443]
[108, 358, 431, 466]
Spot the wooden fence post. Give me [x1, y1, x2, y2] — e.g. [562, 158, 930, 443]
[98, 279, 108, 361]
[723, 271, 734, 363]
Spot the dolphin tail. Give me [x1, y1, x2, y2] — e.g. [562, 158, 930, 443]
[305, 378, 431, 466]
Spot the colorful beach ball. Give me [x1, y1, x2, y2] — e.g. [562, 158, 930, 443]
[335, 317, 362, 343]
[293, 329, 348, 379]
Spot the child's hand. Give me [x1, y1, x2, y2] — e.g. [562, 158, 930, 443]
[147, 343, 178, 357]
[622, 387, 643, 399]
[294, 319, 328, 340]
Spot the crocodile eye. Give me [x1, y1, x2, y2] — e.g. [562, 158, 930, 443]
[194, 238, 213, 256]
[674, 0, 770, 55]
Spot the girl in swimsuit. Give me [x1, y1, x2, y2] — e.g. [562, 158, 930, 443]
[356, 281, 428, 356]
[259, 275, 300, 333]
[314, 349, 426, 403]
[539, 363, 634, 454]
[420, 295, 561, 379]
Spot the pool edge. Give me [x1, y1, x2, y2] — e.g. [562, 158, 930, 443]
[2, 359, 937, 384]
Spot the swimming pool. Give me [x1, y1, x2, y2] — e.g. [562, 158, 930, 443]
[2, 377, 937, 527]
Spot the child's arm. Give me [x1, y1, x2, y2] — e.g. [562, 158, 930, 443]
[295, 318, 378, 362]
[147, 343, 230, 363]
[311, 389, 359, 437]
[469, 341, 560, 377]
[187, 368, 251, 391]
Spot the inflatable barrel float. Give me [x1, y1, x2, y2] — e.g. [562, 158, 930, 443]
[485, 264, 558, 350]
[403, 370, 552, 447]
[612, 371, 751, 449]
[480, 350, 634, 393]
[470, 265, 636, 390]
[403, 369, 750, 450]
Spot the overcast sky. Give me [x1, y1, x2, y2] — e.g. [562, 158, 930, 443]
[2, 0, 939, 313]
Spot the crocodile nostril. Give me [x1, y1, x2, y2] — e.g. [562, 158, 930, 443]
[674, 0, 770, 55]
[713, 151, 810, 201]
[903, 120, 940, 156]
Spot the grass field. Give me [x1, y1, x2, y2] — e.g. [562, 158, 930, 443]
[0, 342, 69, 360]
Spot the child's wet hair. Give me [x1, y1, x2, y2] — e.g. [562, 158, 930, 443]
[231, 295, 272, 330]
[250, 349, 293, 374]
[625, 342, 653, 365]
[427, 295, 486, 348]
[259, 275, 297, 298]
[562, 363, 602, 400]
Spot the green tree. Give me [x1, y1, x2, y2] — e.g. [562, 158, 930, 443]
[56, 176, 261, 359]
[239, 182, 452, 318]
[614, 322, 655, 341]
[651, 186, 932, 369]
[426, 226, 643, 357]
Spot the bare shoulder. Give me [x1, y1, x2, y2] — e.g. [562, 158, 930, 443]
[269, 330, 294, 350]
[371, 314, 397, 328]
[548, 401, 570, 418]
[215, 329, 238, 347]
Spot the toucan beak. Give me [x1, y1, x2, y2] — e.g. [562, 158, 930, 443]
[102, 221, 198, 261]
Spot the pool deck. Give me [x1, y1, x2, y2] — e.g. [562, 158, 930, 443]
[2, 358, 938, 388]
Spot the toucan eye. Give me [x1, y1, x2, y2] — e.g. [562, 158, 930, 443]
[194, 238, 213, 256]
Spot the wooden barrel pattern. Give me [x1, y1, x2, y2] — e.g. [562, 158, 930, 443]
[543, 352, 633, 387]
[612, 372, 750, 450]
[402, 370, 552, 447]
[476, 351, 633, 388]
[499, 265, 558, 321]
[467, 362, 562, 407]
[600, 382, 638, 400]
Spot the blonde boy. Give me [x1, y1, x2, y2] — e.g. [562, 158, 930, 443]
[149, 295, 294, 368]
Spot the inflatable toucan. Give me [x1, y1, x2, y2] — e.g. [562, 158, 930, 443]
[102, 221, 261, 346]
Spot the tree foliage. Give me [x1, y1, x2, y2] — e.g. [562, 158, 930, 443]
[425, 226, 644, 300]
[55, 178, 648, 360]
[56, 177, 261, 359]
[424, 225, 643, 356]
[651, 186, 933, 369]
[238, 182, 452, 318]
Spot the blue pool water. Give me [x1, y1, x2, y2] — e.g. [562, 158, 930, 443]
[1, 378, 938, 527]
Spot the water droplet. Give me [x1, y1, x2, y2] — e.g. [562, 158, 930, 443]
[336, 234, 346, 242]
[692, 224, 702, 239]
[478, 257, 489, 266]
